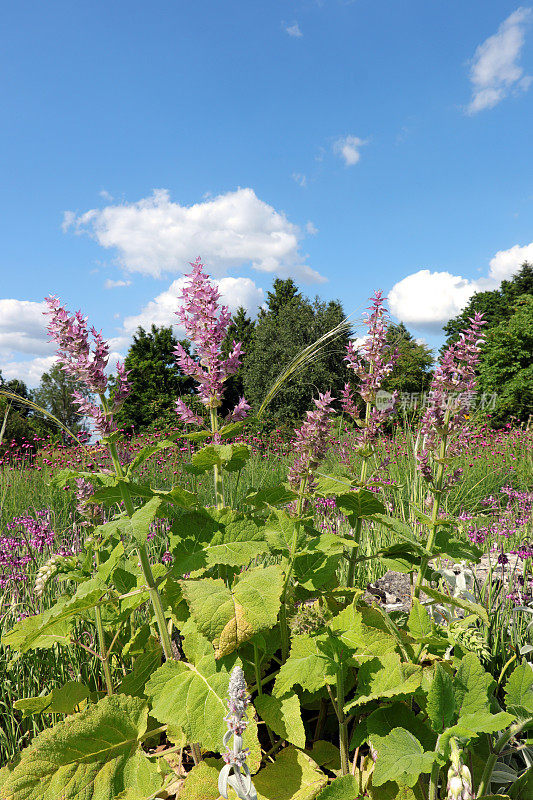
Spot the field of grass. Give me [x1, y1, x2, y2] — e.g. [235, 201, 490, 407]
[0, 420, 532, 767]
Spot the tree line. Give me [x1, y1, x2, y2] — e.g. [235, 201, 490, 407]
[1, 263, 531, 446]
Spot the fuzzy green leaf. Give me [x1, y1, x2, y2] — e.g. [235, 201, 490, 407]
[253, 747, 327, 800]
[439, 711, 516, 756]
[13, 682, 90, 718]
[453, 652, 493, 717]
[335, 489, 385, 518]
[184, 443, 250, 474]
[255, 693, 306, 748]
[504, 661, 533, 717]
[125, 440, 175, 476]
[364, 703, 436, 752]
[347, 652, 423, 709]
[122, 497, 162, 546]
[170, 508, 268, 572]
[407, 600, 433, 640]
[243, 486, 297, 509]
[371, 728, 441, 787]
[182, 565, 283, 658]
[427, 663, 455, 732]
[330, 603, 401, 661]
[274, 634, 337, 696]
[0, 695, 154, 800]
[316, 775, 360, 799]
[117, 644, 163, 698]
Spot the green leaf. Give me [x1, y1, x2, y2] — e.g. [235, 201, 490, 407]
[316, 775, 360, 799]
[407, 600, 434, 640]
[504, 661, 533, 717]
[218, 420, 246, 440]
[145, 649, 260, 759]
[255, 693, 306, 748]
[1, 615, 71, 651]
[181, 566, 284, 658]
[313, 475, 356, 497]
[433, 530, 482, 562]
[453, 652, 493, 717]
[180, 761, 220, 799]
[184, 443, 250, 475]
[371, 728, 441, 787]
[439, 711, 516, 755]
[113, 753, 165, 800]
[117, 643, 163, 698]
[170, 508, 268, 572]
[330, 603, 401, 661]
[1, 694, 154, 800]
[2, 578, 106, 653]
[422, 585, 489, 625]
[121, 497, 163, 546]
[13, 681, 90, 718]
[508, 764, 533, 799]
[335, 489, 385, 518]
[253, 747, 327, 800]
[274, 634, 337, 696]
[347, 652, 423, 709]
[243, 486, 298, 509]
[365, 703, 436, 752]
[303, 741, 341, 774]
[125, 440, 175, 476]
[427, 663, 455, 732]
[264, 509, 309, 556]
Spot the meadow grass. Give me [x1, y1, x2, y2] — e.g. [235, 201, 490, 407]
[0, 421, 531, 764]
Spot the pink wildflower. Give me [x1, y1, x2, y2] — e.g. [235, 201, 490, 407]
[288, 391, 335, 491]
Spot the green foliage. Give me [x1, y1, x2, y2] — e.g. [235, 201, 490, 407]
[220, 306, 256, 415]
[32, 363, 90, 434]
[111, 325, 195, 431]
[383, 322, 433, 396]
[243, 282, 349, 422]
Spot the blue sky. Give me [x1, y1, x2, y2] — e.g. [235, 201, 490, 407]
[1, 0, 532, 385]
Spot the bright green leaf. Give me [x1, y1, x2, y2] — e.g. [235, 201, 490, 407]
[253, 747, 327, 800]
[504, 661, 533, 717]
[274, 634, 337, 696]
[316, 775, 360, 799]
[13, 681, 90, 718]
[453, 652, 493, 717]
[117, 644, 163, 698]
[427, 663, 455, 732]
[255, 693, 306, 748]
[371, 728, 441, 787]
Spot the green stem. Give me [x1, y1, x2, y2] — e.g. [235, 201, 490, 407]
[100, 396, 174, 662]
[414, 409, 451, 600]
[335, 656, 350, 776]
[476, 720, 530, 798]
[94, 549, 113, 696]
[279, 479, 307, 661]
[253, 642, 263, 696]
[345, 456, 369, 588]
[428, 735, 441, 800]
[210, 406, 224, 509]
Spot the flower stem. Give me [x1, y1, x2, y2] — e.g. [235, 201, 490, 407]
[476, 720, 530, 798]
[94, 549, 113, 696]
[100, 396, 174, 662]
[210, 407, 224, 509]
[279, 479, 307, 661]
[414, 409, 451, 600]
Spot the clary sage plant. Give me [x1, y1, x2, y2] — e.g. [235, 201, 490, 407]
[0, 260, 531, 800]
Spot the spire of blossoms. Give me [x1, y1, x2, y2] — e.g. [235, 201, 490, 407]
[341, 291, 397, 447]
[44, 296, 130, 436]
[288, 391, 335, 491]
[174, 258, 250, 427]
[417, 312, 486, 480]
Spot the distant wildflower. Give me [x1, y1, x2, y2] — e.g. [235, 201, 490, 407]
[44, 296, 130, 436]
[417, 313, 486, 482]
[174, 258, 249, 428]
[342, 291, 397, 447]
[219, 666, 256, 800]
[288, 391, 335, 492]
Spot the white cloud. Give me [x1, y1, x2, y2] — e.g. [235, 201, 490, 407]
[389, 239, 533, 330]
[333, 135, 367, 166]
[64, 187, 324, 283]
[104, 278, 131, 289]
[292, 172, 307, 187]
[111, 276, 265, 352]
[0, 299, 52, 359]
[1, 356, 57, 386]
[306, 221, 318, 235]
[467, 8, 532, 114]
[284, 22, 302, 38]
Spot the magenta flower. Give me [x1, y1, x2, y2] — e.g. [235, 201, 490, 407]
[288, 391, 335, 491]
[174, 258, 249, 426]
[417, 312, 487, 480]
[341, 291, 397, 447]
[44, 296, 130, 436]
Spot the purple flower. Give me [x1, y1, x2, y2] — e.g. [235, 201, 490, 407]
[288, 391, 335, 491]
[416, 313, 486, 481]
[44, 296, 131, 436]
[342, 291, 397, 447]
[174, 259, 249, 424]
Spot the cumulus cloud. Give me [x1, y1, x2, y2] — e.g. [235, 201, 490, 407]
[389, 239, 533, 330]
[467, 8, 532, 114]
[1, 356, 57, 386]
[110, 276, 265, 353]
[333, 135, 367, 166]
[0, 299, 52, 359]
[64, 187, 324, 283]
[284, 22, 303, 37]
[104, 278, 131, 289]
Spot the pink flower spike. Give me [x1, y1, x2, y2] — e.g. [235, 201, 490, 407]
[175, 398, 204, 427]
[230, 397, 250, 422]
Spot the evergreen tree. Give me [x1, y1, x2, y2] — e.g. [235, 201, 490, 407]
[478, 294, 533, 424]
[111, 325, 195, 431]
[220, 307, 256, 415]
[243, 287, 348, 423]
[384, 323, 434, 395]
